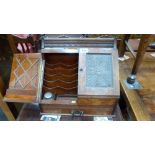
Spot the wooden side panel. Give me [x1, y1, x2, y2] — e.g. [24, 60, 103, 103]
[77, 98, 118, 106]
[4, 53, 43, 103]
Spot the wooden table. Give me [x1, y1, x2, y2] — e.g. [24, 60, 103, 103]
[119, 52, 155, 120]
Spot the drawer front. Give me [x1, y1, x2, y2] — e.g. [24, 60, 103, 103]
[40, 104, 114, 116]
[77, 98, 118, 106]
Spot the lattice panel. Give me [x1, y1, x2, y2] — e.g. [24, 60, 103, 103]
[86, 53, 113, 88]
[10, 55, 40, 90]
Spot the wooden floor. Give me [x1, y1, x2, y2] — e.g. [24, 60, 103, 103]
[119, 52, 155, 120]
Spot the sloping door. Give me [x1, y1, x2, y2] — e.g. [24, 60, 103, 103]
[4, 53, 44, 103]
[78, 48, 120, 97]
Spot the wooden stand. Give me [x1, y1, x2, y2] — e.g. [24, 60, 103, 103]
[119, 34, 155, 86]
[0, 76, 15, 120]
[118, 34, 155, 120]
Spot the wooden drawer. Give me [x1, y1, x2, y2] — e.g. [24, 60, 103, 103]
[40, 104, 114, 116]
[77, 98, 118, 106]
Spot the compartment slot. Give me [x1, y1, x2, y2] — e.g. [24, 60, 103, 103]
[43, 86, 77, 95]
[44, 73, 78, 82]
[46, 62, 78, 69]
[43, 79, 78, 88]
[43, 53, 78, 96]
[45, 66, 78, 75]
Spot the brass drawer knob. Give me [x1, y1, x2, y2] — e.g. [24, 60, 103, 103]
[71, 110, 84, 117]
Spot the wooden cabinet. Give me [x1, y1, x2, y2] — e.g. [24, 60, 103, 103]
[4, 37, 120, 116]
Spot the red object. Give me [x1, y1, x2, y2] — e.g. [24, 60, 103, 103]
[13, 34, 34, 53]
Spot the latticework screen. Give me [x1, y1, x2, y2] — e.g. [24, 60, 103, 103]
[86, 53, 113, 88]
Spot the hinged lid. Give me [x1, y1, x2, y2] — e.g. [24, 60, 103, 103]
[4, 53, 44, 103]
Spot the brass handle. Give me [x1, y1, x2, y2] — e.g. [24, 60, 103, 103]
[71, 110, 84, 117]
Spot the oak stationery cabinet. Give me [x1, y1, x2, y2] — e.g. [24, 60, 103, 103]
[4, 37, 120, 116]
